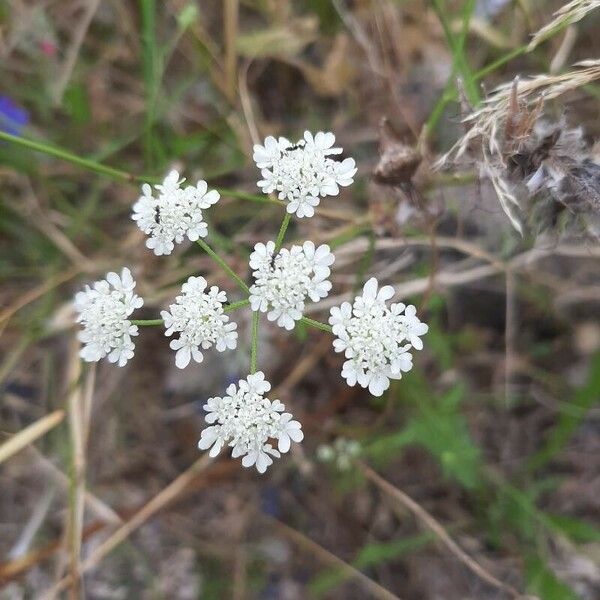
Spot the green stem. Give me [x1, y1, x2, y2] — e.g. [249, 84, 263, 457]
[0, 131, 283, 206]
[0, 130, 150, 183]
[250, 311, 259, 374]
[215, 187, 284, 207]
[196, 239, 250, 294]
[224, 298, 250, 312]
[131, 319, 164, 326]
[430, 0, 480, 105]
[300, 316, 332, 333]
[141, 0, 158, 169]
[274, 212, 292, 252]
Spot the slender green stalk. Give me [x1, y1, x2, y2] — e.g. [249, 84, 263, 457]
[141, 0, 158, 169]
[431, 0, 480, 105]
[300, 317, 332, 333]
[0, 130, 150, 183]
[474, 44, 529, 80]
[131, 319, 164, 326]
[250, 311, 259, 373]
[215, 188, 283, 207]
[274, 212, 292, 252]
[224, 298, 250, 312]
[423, 43, 530, 138]
[196, 239, 250, 294]
[0, 131, 282, 206]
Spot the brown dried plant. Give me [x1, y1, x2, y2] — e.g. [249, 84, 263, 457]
[437, 60, 600, 233]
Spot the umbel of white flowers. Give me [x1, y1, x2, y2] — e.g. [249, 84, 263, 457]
[198, 371, 303, 473]
[329, 278, 429, 397]
[132, 170, 220, 256]
[72, 130, 430, 474]
[161, 276, 238, 369]
[249, 240, 334, 330]
[74, 268, 143, 367]
[253, 131, 357, 218]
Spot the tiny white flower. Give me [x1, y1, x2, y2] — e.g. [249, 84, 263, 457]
[317, 437, 361, 471]
[132, 170, 220, 256]
[161, 276, 238, 369]
[198, 372, 303, 473]
[329, 278, 428, 397]
[74, 267, 144, 367]
[253, 130, 357, 218]
[249, 240, 334, 330]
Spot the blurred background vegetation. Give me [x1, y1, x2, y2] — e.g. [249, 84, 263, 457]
[1, 1, 600, 598]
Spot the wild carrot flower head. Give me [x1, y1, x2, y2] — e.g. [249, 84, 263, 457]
[253, 131, 357, 218]
[74, 267, 143, 367]
[161, 276, 238, 369]
[132, 170, 220, 256]
[317, 437, 361, 471]
[329, 278, 428, 397]
[249, 240, 334, 330]
[198, 371, 303, 473]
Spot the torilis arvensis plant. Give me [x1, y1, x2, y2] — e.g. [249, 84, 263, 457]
[73, 131, 428, 473]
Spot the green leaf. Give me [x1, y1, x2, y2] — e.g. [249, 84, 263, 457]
[64, 84, 91, 125]
[406, 385, 482, 488]
[525, 556, 581, 600]
[310, 534, 433, 597]
[528, 353, 600, 472]
[546, 514, 600, 544]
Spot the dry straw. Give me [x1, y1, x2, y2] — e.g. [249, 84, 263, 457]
[528, 0, 600, 50]
[437, 59, 600, 232]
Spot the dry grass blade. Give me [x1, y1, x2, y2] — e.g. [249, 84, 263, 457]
[224, 0, 239, 104]
[528, 0, 600, 50]
[65, 338, 85, 599]
[0, 410, 65, 465]
[0, 266, 81, 328]
[51, 0, 102, 104]
[358, 462, 522, 599]
[439, 59, 600, 167]
[485, 159, 524, 234]
[42, 454, 213, 599]
[29, 447, 121, 525]
[269, 516, 402, 600]
[437, 59, 600, 231]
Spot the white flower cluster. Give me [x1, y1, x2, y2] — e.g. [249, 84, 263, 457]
[161, 276, 238, 369]
[249, 240, 334, 330]
[71, 130, 432, 476]
[132, 170, 220, 256]
[198, 372, 303, 473]
[253, 131, 357, 218]
[329, 278, 428, 397]
[74, 268, 143, 367]
[317, 437, 361, 471]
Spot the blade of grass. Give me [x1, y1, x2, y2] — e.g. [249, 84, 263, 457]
[0, 410, 65, 465]
[65, 339, 85, 599]
[0, 131, 281, 206]
[430, 0, 480, 105]
[141, 0, 158, 169]
[527, 352, 600, 472]
[267, 516, 402, 600]
[43, 454, 213, 599]
[250, 311, 259, 373]
[358, 461, 522, 599]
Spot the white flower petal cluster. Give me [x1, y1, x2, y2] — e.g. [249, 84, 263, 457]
[329, 278, 428, 397]
[253, 131, 357, 218]
[161, 276, 238, 369]
[74, 267, 143, 367]
[317, 437, 361, 471]
[249, 240, 334, 330]
[132, 170, 220, 255]
[198, 372, 303, 473]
